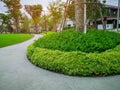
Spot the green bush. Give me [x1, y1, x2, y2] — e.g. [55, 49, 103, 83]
[27, 29, 120, 76]
[27, 44, 120, 76]
[34, 29, 120, 53]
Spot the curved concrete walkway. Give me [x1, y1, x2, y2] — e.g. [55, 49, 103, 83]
[0, 34, 120, 90]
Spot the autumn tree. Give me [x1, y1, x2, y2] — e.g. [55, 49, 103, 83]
[47, 0, 64, 31]
[1, 0, 22, 32]
[40, 12, 60, 32]
[25, 4, 42, 33]
[20, 14, 30, 33]
[39, 13, 50, 32]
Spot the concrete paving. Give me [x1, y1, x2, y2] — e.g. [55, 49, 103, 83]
[0, 34, 120, 90]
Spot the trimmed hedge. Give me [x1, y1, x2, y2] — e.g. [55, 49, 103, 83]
[27, 29, 120, 76]
[34, 30, 120, 53]
[27, 44, 120, 76]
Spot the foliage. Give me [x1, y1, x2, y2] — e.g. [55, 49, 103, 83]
[27, 44, 120, 76]
[39, 14, 50, 32]
[67, 0, 75, 21]
[87, 0, 107, 19]
[0, 25, 6, 33]
[0, 13, 11, 25]
[47, 0, 64, 31]
[27, 29, 120, 76]
[68, 0, 106, 19]
[25, 5, 42, 23]
[34, 29, 120, 53]
[0, 34, 33, 47]
[0, 13, 11, 33]
[20, 14, 30, 33]
[2, 0, 22, 32]
[68, 0, 107, 29]
[25, 4, 42, 33]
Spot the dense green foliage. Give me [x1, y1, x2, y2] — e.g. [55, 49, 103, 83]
[0, 14, 11, 33]
[0, 34, 33, 47]
[34, 29, 120, 53]
[27, 29, 120, 76]
[27, 44, 120, 76]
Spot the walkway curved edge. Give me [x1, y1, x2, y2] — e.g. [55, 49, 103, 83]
[0, 34, 120, 90]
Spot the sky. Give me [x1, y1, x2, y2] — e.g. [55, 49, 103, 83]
[0, 0, 118, 14]
[0, 0, 66, 14]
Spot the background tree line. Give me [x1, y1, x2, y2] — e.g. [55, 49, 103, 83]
[0, 0, 107, 33]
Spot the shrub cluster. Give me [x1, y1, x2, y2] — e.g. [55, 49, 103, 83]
[27, 44, 120, 76]
[34, 29, 120, 53]
[27, 29, 120, 76]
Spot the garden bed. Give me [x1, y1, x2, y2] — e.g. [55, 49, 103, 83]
[27, 29, 120, 76]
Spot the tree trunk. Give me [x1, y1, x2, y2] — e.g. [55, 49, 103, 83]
[52, 24, 57, 32]
[94, 18, 97, 29]
[97, 1, 106, 31]
[15, 19, 19, 33]
[34, 23, 38, 33]
[75, 0, 84, 32]
[52, 21, 58, 32]
[117, 0, 120, 31]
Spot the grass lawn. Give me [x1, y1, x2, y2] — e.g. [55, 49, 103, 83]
[0, 34, 33, 48]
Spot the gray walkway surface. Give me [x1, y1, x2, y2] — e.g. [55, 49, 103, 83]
[0, 34, 120, 90]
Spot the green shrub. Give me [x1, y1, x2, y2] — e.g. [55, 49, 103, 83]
[27, 29, 120, 76]
[27, 44, 35, 59]
[27, 44, 120, 76]
[34, 29, 120, 53]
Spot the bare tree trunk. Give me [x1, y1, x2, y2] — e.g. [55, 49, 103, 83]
[84, 0, 87, 34]
[117, 0, 120, 31]
[52, 23, 57, 32]
[15, 19, 19, 33]
[52, 20, 58, 32]
[75, 0, 84, 32]
[97, 1, 106, 31]
[94, 18, 97, 29]
[34, 23, 38, 33]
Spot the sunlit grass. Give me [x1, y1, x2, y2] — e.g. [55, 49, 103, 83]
[0, 34, 33, 48]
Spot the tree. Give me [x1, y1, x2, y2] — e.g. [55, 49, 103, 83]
[69, 0, 106, 30]
[75, 0, 84, 32]
[47, 0, 64, 31]
[39, 13, 50, 32]
[1, 0, 22, 32]
[67, 0, 75, 21]
[20, 14, 30, 33]
[25, 4, 42, 33]
[87, 0, 107, 29]
[97, 0, 106, 31]
[0, 13, 11, 33]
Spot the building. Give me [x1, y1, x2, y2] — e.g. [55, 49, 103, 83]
[97, 0, 119, 30]
[58, 0, 119, 30]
